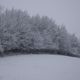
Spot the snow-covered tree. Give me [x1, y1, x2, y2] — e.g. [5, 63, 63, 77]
[58, 26, 72, 52]
[0, 6, 80, 56]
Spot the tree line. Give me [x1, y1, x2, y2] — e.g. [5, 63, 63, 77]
[0, 6, 80, 57]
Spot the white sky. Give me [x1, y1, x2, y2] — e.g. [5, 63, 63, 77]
[0, 0, 80, 37]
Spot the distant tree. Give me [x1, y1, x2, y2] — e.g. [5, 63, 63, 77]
[58, 26, 71, 52]
[0, 6, 80, 57]
[70, 34, 80, 54]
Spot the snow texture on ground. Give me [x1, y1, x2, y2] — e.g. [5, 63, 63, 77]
[0, 54, 80, 80]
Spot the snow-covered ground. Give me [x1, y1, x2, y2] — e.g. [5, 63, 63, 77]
[0, 54, 80, 80]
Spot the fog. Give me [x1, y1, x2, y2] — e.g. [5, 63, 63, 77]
[0, 0, 80, 37]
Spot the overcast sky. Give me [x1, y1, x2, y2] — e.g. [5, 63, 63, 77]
[0, 0, 80, 38]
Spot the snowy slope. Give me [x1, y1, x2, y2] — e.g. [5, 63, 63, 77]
[0, 55, 80, 80]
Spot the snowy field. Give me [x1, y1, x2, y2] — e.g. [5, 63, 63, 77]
[0, 54, 80, 80]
